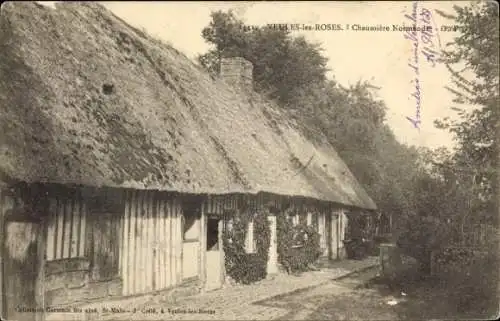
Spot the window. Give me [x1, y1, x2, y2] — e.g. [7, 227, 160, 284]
[207, 217, 220, 251]
[245, 220, 256, 253]
[182, 214, 199, 242]
[180, 197, 201, 242]
[307, 212, 312, 226]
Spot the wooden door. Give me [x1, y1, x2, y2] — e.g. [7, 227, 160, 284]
[205, 217, 223, 291]
[2, 213, 40, 321]
[90, 212, 120, 281]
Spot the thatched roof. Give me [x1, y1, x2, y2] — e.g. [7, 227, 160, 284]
[0, 2, 376, 210]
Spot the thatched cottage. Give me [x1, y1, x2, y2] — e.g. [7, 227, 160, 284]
[0, 2, 376, 320]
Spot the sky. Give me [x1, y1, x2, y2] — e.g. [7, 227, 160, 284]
[38, 1, 471, 150]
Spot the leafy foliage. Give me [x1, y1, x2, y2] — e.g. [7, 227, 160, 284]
[277, 209, 322, 274]
[435, 2, 499, 225]
[199, 10, 327, 105]
[222, 205, 271, 284]
[199, 5, 498, 276]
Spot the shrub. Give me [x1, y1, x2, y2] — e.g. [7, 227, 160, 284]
[396, 216, 451, 274]
[433, 246, 499, 316]
[277, 208, 322, 273]
[222, 205, 271, 284]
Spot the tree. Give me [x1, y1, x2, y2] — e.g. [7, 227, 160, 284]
[435, 1, 499, 225]
[198, 10, 249, 75]
[198, 11, 328, 105]
[197, 10, 445, 253]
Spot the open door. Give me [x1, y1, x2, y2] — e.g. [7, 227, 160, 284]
[2, 211, 41, 321]
[205, 216, 223, 291]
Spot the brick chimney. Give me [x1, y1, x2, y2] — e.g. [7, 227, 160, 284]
[220, 57, 253, 93]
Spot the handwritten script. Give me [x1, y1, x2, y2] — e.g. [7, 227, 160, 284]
[403, 1, 440, 129]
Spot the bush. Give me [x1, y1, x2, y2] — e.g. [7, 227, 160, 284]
[222, 205, 271, 284]
[433, 247, 499, 316]
[396, 216, 450, 274]
[277, 210, 322, 273]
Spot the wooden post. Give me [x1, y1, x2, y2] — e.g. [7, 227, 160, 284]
[0, 189, 4, 318]
[145, 192, 153, 292]
[175, 199, 182, 284]
[167, 198, 173, 287]
[199, 200, 207, 290]
[218, 218, 225, 285]
[266, 214, 278, 275]
[130, 191, 137, 294]
[35, 216, 47, 321]
[122, 191, 130, 295]
[338, 212, 341, 259]
[140, 191, 148, 293]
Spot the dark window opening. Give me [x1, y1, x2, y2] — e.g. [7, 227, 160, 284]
[182, 214, 199, 242]
[181, 197, 201, 242]
[207, 218, 219, 251]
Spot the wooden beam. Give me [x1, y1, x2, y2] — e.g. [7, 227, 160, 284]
[35, 214, 47, 321]
[145, 191, 153, 292]
[175, 199, 182, 284]
[140, 191, 148, 293]
[199, 201, 207, 289]
[159, 196, 166, 290]
[0, 189, 4, 318]
[167, 197, 173, 287]
[122, 191, 130, 295]
[218, 218, 225, 285]
[154, 194, 160, 291]
[130, 190, 138, 294]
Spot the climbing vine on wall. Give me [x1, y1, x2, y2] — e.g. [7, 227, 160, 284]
[277, 206, 322, 274]
[222, 203, 271, 284]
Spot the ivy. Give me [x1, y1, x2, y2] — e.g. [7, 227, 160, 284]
[277, 207, 322, 274]
[222, 204, 271, 284]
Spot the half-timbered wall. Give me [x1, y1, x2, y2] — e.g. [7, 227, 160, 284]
[120, 190, 183, 296]
[46, 194, 87, 261]
[44, 188, 123, 306]
[1, 187, 40, 320]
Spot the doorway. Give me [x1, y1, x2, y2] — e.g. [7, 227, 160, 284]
[205, 216, 223, 291]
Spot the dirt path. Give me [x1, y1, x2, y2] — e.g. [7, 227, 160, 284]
[255, 267, 401, 320]
[255, 266, 497, 320]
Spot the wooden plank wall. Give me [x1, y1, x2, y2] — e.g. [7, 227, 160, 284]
[203, 194, 239, 215]
[0, 188, 15, 317]
[203, 193, 283, 216]
[1, 187, 41, 321]
[120, 190, 183, 296]
[90, 211, 121, 280]
[46, 195, 87, 261]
